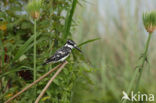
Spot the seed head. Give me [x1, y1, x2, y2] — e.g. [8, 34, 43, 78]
[143, 11, 156, 33]
[26, 0, 42, 20]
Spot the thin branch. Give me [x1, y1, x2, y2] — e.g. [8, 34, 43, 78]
[35, 61, 68, 103]
[5, 62, 67, 103]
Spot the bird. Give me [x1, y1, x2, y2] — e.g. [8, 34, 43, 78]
[42, 39, 82, 65]
[121, 91, 130, 101]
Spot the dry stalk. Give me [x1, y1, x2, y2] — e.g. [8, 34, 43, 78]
[35, 61, 68, 103]
[5, 62, 67, 103]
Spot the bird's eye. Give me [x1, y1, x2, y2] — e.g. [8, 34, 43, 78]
[68, 42, 73, 45]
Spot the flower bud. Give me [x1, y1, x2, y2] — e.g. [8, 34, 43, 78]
[26, 0, 42, 20]
[143, 11, 156, 33]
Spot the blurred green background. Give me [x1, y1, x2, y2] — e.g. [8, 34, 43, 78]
[72, 0, 156, 103]
[0, 0, 156, 103]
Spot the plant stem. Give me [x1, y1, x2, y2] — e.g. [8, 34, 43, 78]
[122, 33, 152, 103]
[4, 63, 66, 103]
[0, 39, 4, 67]
[35, 61, 68, 103]
[34, 19, 37, 81]
[135, 33, 152, 91]
[33, 19, 37, 97]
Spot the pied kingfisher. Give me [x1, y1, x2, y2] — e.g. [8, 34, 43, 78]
[42, 39, 81, 65]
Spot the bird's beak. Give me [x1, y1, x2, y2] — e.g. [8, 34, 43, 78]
[75, 46, 82, 52]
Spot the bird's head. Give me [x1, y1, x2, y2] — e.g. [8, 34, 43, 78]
[65, 39, 82, 52]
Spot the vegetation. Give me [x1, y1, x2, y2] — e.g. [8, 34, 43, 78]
[71, 1, 156, 103]
[122, 10, 156, 103]
[0, 0, 91, 102]
[0, 0, 156, 103]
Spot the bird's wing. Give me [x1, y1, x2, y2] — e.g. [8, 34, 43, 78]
[44, 47, 70, 64]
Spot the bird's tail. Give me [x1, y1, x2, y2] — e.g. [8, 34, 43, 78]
[42, 60, 53, 66]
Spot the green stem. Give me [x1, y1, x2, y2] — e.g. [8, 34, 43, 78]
[135, 33, 152, 91]
[0, 39, 4, 67]
[33, 19, 37, 98]
[121, 33, 152, 103]
[34, 19, 37, 81]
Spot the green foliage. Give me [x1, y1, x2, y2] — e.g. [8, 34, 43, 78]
[1, 0, 156, 103]
[70, 1, 156, 103]
[0, 0, 92, 102]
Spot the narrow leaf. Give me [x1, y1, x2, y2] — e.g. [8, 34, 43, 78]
[78, 38, 100, 47]
[13, 33, 40, 62]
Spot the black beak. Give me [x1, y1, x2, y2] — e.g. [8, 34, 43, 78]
[75, 46, 82, 52]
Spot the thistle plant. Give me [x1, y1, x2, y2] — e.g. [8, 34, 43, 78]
[122, 11, 156, 103]
[26, 0, 42, 20]
[135, 11, 156, 89]
[26, 0, 42, 82]
[25, 0, 42, 97]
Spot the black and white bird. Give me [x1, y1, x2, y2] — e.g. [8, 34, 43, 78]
[42, 40, 81, 65]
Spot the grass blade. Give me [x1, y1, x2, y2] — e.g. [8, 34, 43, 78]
[13, 33, 40, 62]
[78, 38, 100, 47]
[64, 0, 78, 39]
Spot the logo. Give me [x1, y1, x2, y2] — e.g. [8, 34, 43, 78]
[121, 91, 155, 102]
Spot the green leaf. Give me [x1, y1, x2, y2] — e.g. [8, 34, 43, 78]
[78, 38, 100, 47]
[64, 0, 78, 39]
[13, 33, 40, 62]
